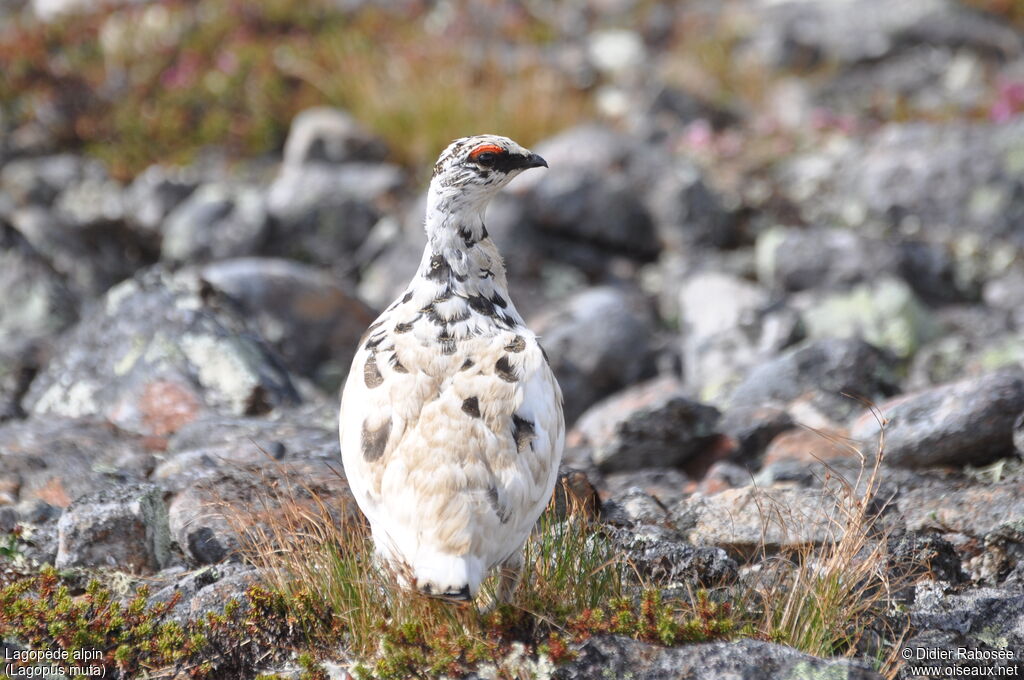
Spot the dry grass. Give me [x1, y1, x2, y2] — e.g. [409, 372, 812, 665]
[741, 407, 913, 679]
[217, 404, 922, 678]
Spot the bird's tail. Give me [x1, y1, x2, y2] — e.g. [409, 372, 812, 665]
[407, 548, 485, 602]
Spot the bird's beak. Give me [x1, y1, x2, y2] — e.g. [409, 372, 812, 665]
[524, 153, 548, 169]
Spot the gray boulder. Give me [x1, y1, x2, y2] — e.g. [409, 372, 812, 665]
[0, 417, 152, 508]
[161, 183, 268, 263]
[55, 484, 171, 574]
[24, 268, 300, 436]
[573, 376, 722, 472]
[265, 161, 404, 268]
[728, 337, 899, 423]
[531, 286, 657, 424]
[198, 258, 376, 390]
[0, 219, 78, 349]
[851, 368, 1024, 468]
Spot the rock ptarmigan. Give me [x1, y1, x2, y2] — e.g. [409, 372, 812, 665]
[339, 135, 564, 602]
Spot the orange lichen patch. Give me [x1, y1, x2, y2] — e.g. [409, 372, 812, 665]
[469, 143, 504, 159]
[140, 380, 202, 436]
[35, 478, 72, 508]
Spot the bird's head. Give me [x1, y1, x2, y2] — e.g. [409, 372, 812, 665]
[428, 135, 547, 211]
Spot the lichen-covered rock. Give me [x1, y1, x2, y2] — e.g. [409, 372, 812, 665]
[794, 276, 936, 359]
[24, 268, 300, 436]
[554, 636, 883, 680]
[610, 524, 737, 587]
[197, 257, 376, 390]
[55, 484, 171, 573]
[851, 368, 1024, 468]
[0, 417, 152, 507]
[573, 376, 722, 472]
[0, 219, 78, 349]
[897, 480, 1024, 538]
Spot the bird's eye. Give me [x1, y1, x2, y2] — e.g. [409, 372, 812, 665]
[474, 152, 497, 166]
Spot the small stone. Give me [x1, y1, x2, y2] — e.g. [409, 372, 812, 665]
[282, 107, 388, 166]
[762, 427, 856, 466]
[55, 484, 171, 574]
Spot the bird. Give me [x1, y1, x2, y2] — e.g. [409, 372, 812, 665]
[339, 135, 565, 602]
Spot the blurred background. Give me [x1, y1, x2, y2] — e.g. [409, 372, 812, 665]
[2, 0, 1024, 431]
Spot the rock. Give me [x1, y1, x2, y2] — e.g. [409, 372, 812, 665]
[673, 486, 853, 559]
[717, 405, 794, 463]
[0, 344, 42, 422]
[0, 219, 78, 349]
[149, 562, 258, 620]
[153, 415, 339, 492]
[777, 120, 1024, 244]
[602, 468, 691, 509]
[123, 164, 199, 235]
[55, 484, 171, 574]
[516, 125, 659, 262]
[739, 0, 1019, 75]
[160, 183, 268, 263]
[265, 162, 404, 268]
[610, 524, 737, 587]
[910, 584, 1024, 659]
[793, 276, 936, 359]
[601, 488, 671, 527]
[728, 338, 900, 423]
[762, 427, 858, 467]
[525, 165, 658, 261]
[53, 171, 126, 230]
[887, 531, 965, 586]
[167, 461, 354, 565]
[642, 157, 738, 251]
[0, 154, 98, 206]
[1016, 412, 1024, 457]
[0, 417, 151, 507]
[531, 286, 657, 424]
[902, 627, 1024, 679]
[906, 307, 1019, 390]
[554, 636, 883, 680]
[898, 479, 1024, 538]
[756, 227, 965, 303]
[573, 376, 722, 472]
[197, 258, 376, 390]
[679, 271, 802, 403]
[8, 206, 149, 298]
[851, 368, 1024, 468]
[968, 519, 1024, 585]
[24, 268, 300, 436]
[282, 107, 388, 166]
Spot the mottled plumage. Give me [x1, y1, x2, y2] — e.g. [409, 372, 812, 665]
[339, 135, 564, 601]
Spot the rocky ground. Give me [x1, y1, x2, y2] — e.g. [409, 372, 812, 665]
[3, 0, 1024, 678]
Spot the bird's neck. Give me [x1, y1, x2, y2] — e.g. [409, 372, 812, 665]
[415, 189, 518, 322]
